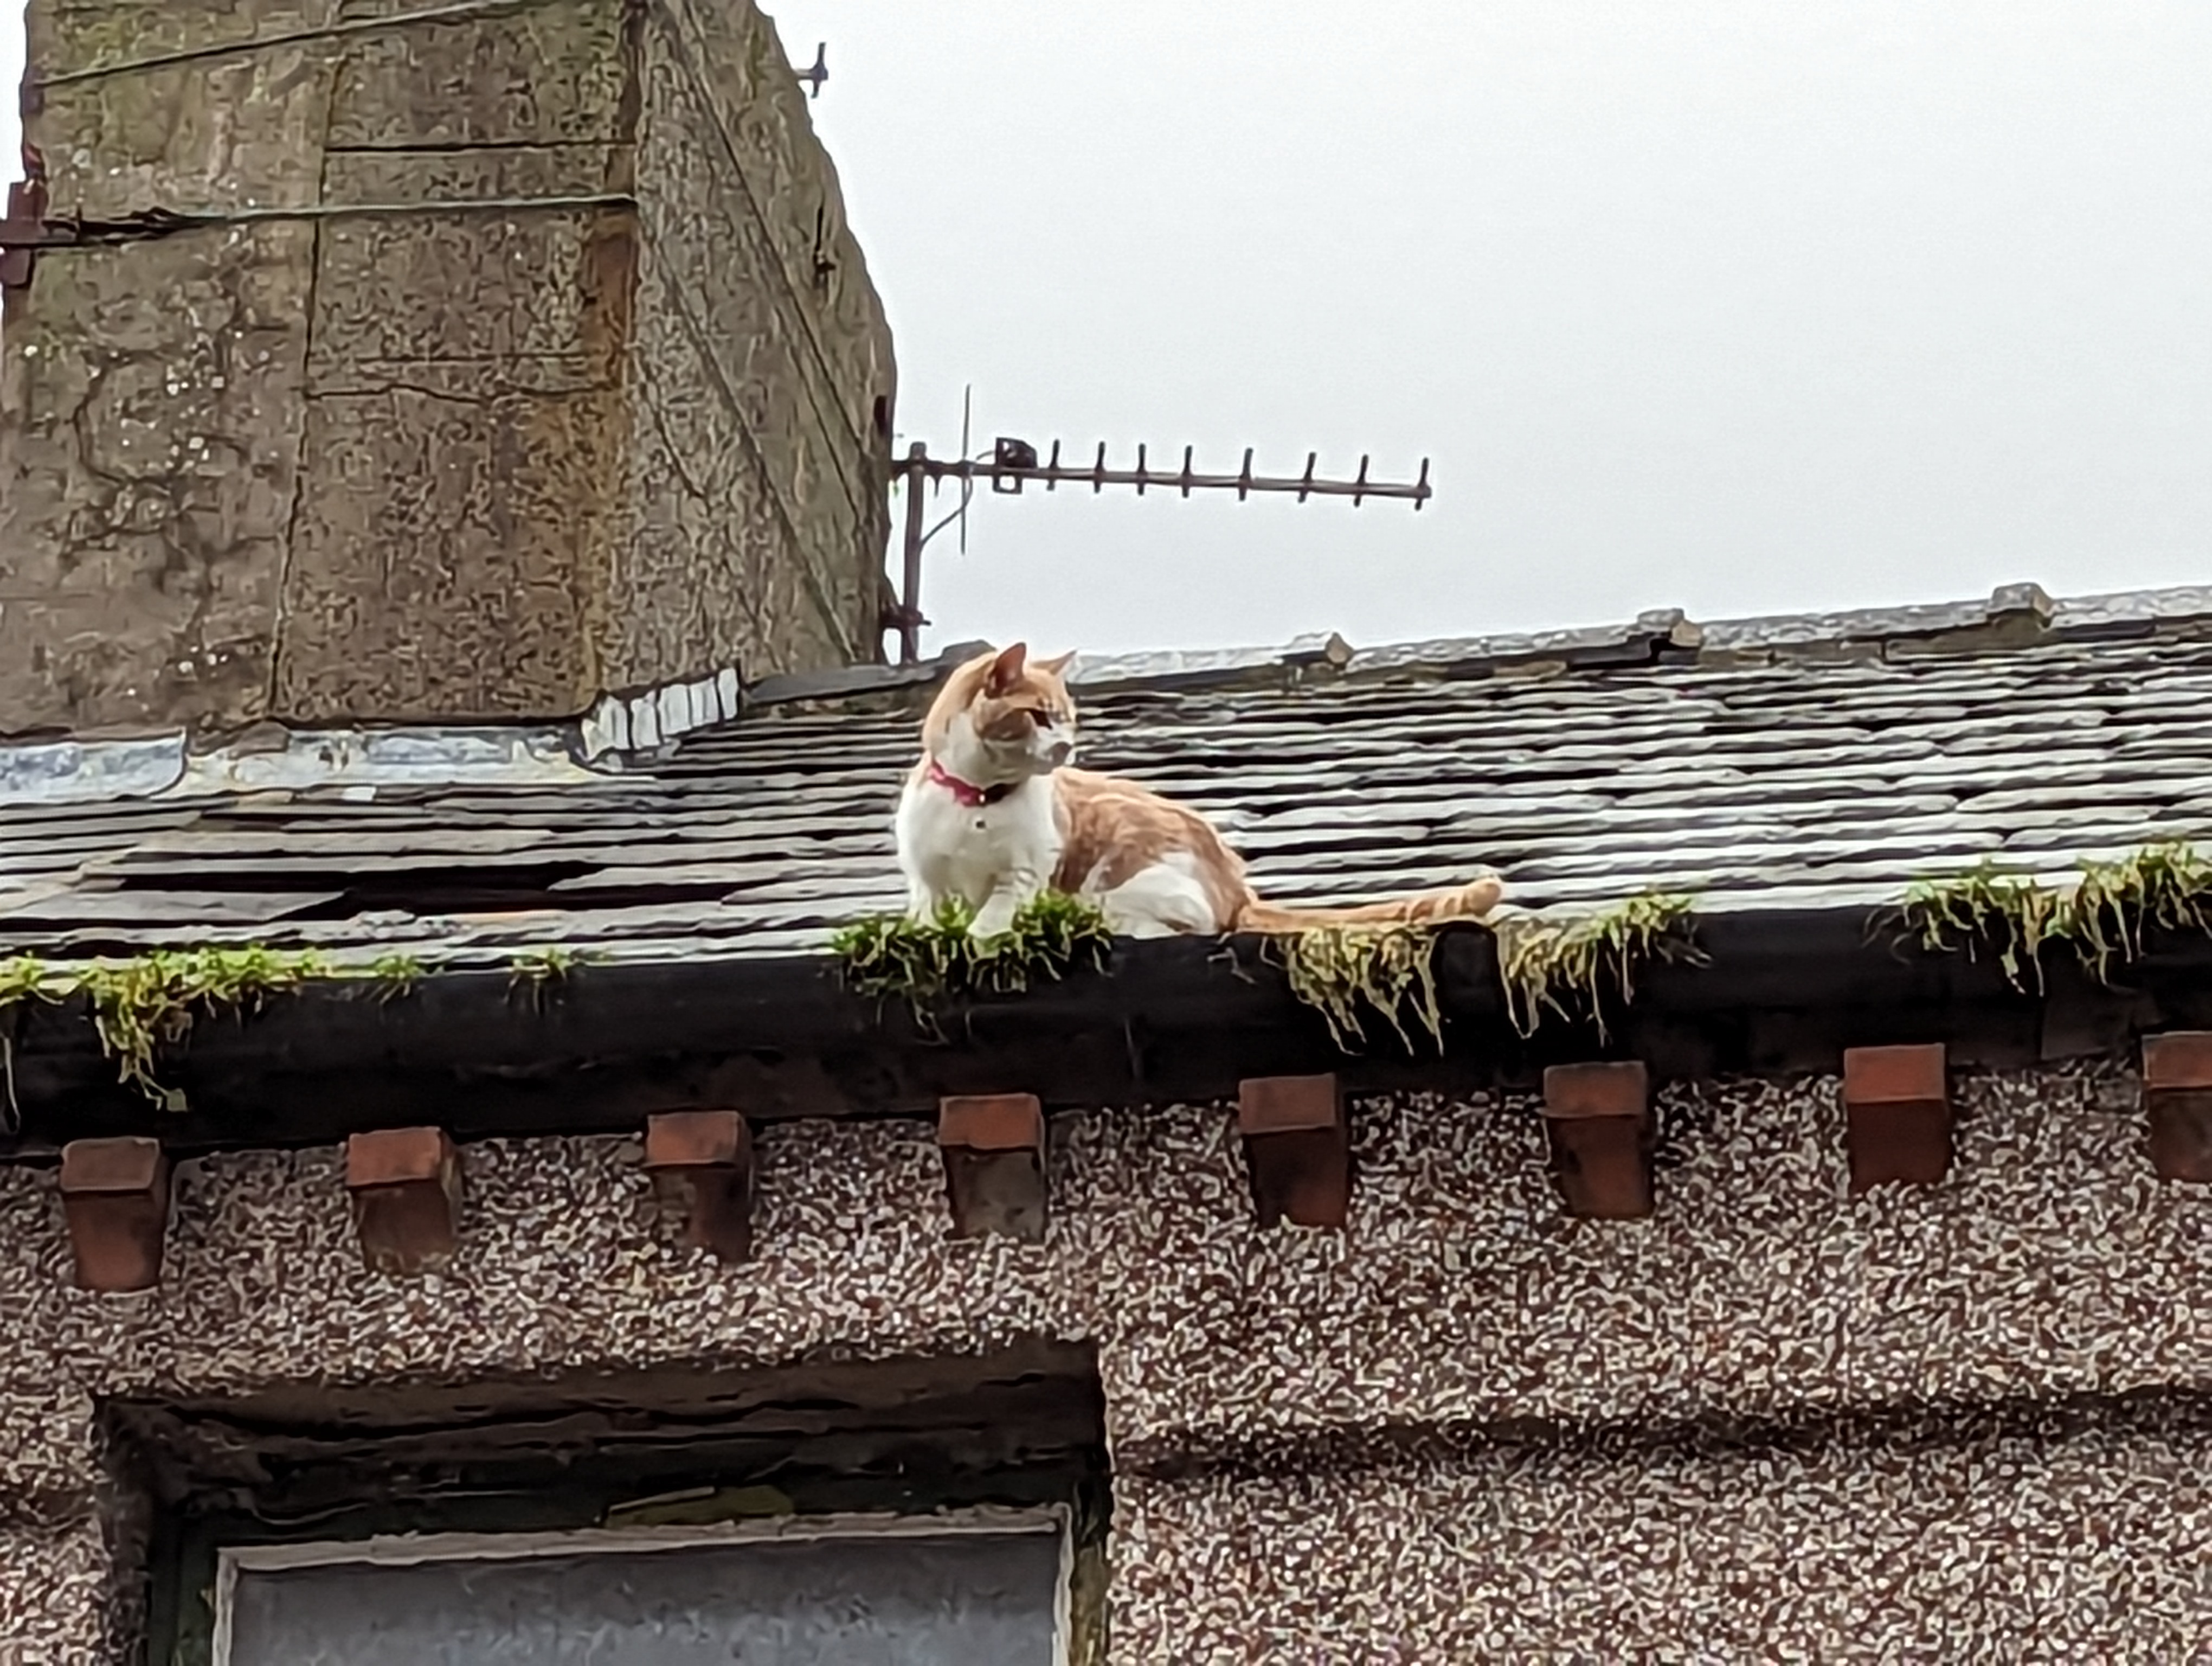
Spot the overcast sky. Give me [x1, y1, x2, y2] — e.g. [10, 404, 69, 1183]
[7, 2, 2210, 656]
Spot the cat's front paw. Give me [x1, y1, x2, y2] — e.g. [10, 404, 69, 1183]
[969, 899, 1020, 941]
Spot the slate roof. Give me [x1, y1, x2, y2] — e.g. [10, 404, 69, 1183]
[4, 582, 2212, 970]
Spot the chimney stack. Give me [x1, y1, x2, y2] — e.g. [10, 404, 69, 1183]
[1, 0, 895, 738]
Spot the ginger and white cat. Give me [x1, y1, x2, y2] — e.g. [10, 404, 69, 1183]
[895, 642, 1503, 939]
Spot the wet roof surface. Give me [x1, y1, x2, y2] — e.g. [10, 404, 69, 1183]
[5, 585, 2211, 967]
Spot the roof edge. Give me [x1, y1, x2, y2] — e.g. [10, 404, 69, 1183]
[3, 909, 2204, 1157]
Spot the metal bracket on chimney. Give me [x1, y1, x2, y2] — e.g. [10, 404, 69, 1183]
[0, 147, 50, 296]
[795, 43, 829, 99]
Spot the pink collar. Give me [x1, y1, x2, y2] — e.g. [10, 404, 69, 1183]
[928, 758, 1013, 808]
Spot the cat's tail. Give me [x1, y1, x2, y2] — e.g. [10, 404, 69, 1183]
[1233, 876, 1503, 934]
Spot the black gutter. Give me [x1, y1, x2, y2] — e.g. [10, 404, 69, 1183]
[4, 911, 2210, 1157]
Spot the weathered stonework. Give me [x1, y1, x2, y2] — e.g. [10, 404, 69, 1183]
[1, 0, 894, 736]
[1, 1068, 2209, 1657]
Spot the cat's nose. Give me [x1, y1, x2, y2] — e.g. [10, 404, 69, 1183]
[1046, 740, 1072, 766]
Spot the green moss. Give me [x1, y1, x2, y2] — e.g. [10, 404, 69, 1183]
[1899, 841, 2212, 990]
[509, 945, 580, 985]
[365, 951, 427, 1002]
[80, 946, 328, 1107]
[1490, 892, 1703, 1040]
[832, 893, 1113, 1014]
[833, 891, 1699, 1050]
[0, 955, 62, 1009]
[507, 945, 583, 1013]
[1275, 925, 1446, 1052]
[2072, 843, 2212, 975]
[0, 956, 65, 1133]
[967, 892, 1115, 993]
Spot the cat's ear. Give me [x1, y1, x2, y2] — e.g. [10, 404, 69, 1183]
[983, 642, 1028, 695]
[1033, 650, 1077, 682]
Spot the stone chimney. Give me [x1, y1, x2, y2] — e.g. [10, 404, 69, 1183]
[0, 0, 895, 739]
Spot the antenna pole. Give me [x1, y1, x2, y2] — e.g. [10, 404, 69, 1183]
[895, 441, 928, 664]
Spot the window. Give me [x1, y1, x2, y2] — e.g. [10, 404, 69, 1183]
[215, 1511, 1070, 1665]
[137, 1345, 1108, 1663]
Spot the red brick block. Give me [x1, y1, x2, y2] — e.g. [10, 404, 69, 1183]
[345, 1127, 461, 1276]
[2143, 1032, 2212, 1092]
[1841, 1044, 1951, 1192]
[2143, 1033, 2212, 1182]
[645, 1110, 755, 1263]
[1842, 1043, 1948, 1105]
[1542, 1061, 1649, 1120]
[1237, 1074, 1351, 1228]
[59, 1137, 170, 1293]
[939, 1093, 1046, 1152]
[938, 1095, 1046, 1241]
[646, 1108, 749, 1168]
[1541, 1063, 1651, 1218]
[1238, 1074, 1342, 1135]
[345, 1125, 452, 1188]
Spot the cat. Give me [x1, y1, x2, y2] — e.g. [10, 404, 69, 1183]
[895, 642, 1504, 939]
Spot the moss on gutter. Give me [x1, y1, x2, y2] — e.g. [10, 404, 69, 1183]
[1275, 925, 1447, 1051]
[0, 956, 62, 1131]
[20, 844, 2197, 1107]
[368, 951, 427, 1001]
[3, 947, 339, 1110]
[1267, 895, 1705, 1051]
[82, 947, 330, 1108]
[1491, 892, 1705, 1041]
[0, 954, 58, 1009]
[0, 943, 569, 1107]
[832, 894, 1114, 1021]
[832, 890, 1707, 1053]
[1898, 841, 2212, 991]
[508, 945, 587, 1012]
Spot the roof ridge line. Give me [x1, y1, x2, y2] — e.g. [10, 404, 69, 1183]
[8, 582, 2209, 810]
[1082, 581, 2212, 696]
[741, 580, 2212, 708]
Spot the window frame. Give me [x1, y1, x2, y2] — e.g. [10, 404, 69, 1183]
[211, 1503, 1076, 1666]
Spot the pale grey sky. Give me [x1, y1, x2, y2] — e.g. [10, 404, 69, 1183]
[8, 2, 2210, 657]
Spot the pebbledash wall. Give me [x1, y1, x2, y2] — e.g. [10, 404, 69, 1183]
[4, 1067, 2211, 1661]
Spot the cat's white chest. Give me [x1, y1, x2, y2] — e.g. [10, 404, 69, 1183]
[895, 777, 1062, 911]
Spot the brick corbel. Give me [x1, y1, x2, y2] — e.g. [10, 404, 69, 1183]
[938, 1094, 1047, 1242]
[59, 1137, 171, 1293]
[345, 1127, 462, 1276]
[1237, 1074, 1351, 1228]
[644, 1110, 756, 1262]
[1541, 1062, 1652, 1218]
[1841, 1043, 1952, 1191]
[2142, 1033, 2212, 1181]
